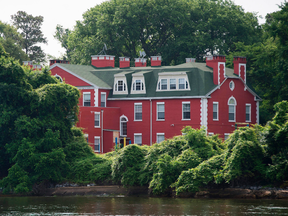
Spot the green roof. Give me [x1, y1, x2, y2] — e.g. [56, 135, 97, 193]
[55, 62, 257, 99]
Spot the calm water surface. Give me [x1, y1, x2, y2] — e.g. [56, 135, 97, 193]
[1, 196, 288, 215]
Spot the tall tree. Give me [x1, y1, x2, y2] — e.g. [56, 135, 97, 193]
[0, 21, 29, 62]
[54, 24, 71, 60]
[58, 0, 262, 65]
[226, 2, 288, 124]
[11, 11, 47, 63]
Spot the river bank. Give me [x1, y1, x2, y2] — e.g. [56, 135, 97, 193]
[5, 185, 285, 199]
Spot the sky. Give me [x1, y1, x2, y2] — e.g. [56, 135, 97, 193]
[0, 0, 284, 60]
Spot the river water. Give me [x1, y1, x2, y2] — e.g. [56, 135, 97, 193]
[1, 196, 288, 215]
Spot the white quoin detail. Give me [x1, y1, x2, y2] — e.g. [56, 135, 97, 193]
[256, 101, 259, 124]
[239, 63, 246, 83]
[200, 98, 208, 132]
[94, 88, 98, 107]
[218, 62, 225, 85]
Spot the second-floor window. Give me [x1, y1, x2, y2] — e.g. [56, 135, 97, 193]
[157, 102, 165, 120]
[83, 92, 91, 106]
[101, 93, 106, 107]
[94, 112, 100, 127]
[213, 102, 219, 120]
[228, 97, 236, 122]
[134, 103, 142, 121]
[246, 104, 251, 122]
[182, 102, 190, 120]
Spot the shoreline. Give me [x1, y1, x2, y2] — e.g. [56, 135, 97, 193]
[2, 186, 288, 199]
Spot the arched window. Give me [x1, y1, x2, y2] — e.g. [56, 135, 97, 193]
[228, 97, 236, 122]
[54, 74, 63, 82]
[120, 115, 128, 136]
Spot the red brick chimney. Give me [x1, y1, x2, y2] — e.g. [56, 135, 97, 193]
[186, 58, 196, 63]
[49, 60, 69, 66]
[119, 57, 130, 68]
[206, 55, 226, 85]
[233, 56, 247, 83]
[134, 58, 147, 67]
[91, 55, 115, 68]
[151, 56, 161, 67]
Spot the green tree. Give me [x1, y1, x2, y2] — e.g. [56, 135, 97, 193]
[58, 0, 261, 65]
[11, 11, 47, 63]
[54, 25, 71, 60]
[226, 2, 288, 123]
[0, 21, 29, 62]
[0, 47, 95, 193]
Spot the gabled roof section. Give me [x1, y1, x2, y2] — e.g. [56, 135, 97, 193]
[51, 63, 112, 89]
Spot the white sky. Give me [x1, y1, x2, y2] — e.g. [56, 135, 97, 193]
[0, 0, 284, 60]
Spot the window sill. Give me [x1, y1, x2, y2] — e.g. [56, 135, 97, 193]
[134, 119, 142, 122]
[213, 119, 219, 121]
[182, 119, 191, 121]
[229, 120, 235, 122]
[156, 119, 165, 121]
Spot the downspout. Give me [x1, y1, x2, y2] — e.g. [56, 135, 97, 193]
[150, 99, 152, 146]
[101, 109, 104, 153]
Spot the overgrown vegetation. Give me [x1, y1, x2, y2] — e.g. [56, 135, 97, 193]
[1, 39, 288, 196]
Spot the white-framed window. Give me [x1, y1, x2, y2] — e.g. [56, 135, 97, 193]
[157, 102, 165, 120]
[156, 133, 165, 143]
[208, 132, 214, 136]
[94, 136, 100, 152]
[120, 115, 128, 136]
[84, 134, 89, 143]
[134, 133, 142, 145]
[224, 133, 230, 141]
[133, 79, 144, 91]
[83, 92, 91, 106]
[213, 102, 219, 121]
[101, 92, 106, 107]
[182, 102, 190, 120]
[170, 78, 176, 89]
[94, 112, 100, 128]
[54, 74, 63, 82]
[229, 81, 235, 91]
[115, 80, 126, 92]
[228, 97, 236, 122]
[246, 104, 251, 122]
[158, 79, 167, 90]
[134, 103, 142, 121]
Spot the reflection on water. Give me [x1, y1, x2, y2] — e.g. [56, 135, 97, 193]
[1, 196, 288, 215]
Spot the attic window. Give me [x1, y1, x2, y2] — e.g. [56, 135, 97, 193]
[133, 79, 144, 91]
[115, 80, 126, 92]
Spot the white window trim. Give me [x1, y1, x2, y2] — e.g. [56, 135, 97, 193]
[224, 133, 230, 141]
[156, 133, 165, 143]
[114, 77, 128, 95]
[208, 132, 214, 136]
[84, 134, 89, 143]
[131, 77, 146, 94]
[213, 102, 219, 121]
[83, 92, 91, 106]
[246, 103, 251, 122]
[229, 81, 235, 91]
[182, 101, 191, 120]
[156, 102, 165, 121]
[94, 136, 101, 153]
[54, 74, 63, 82]
[156, 73, 190, 92]
[134, 133, 142, 145]
[101, 92, 106, 107]
[120, 115, 128, 137]
[134, 103, 142, 121]
[228, 96, 237, 122]
[94, 112, 100, 128]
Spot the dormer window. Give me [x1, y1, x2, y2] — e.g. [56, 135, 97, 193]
[133, 80, 144, 91]
[157, 72, 190, 91]
[131, 73, 146, 94]
[114, 74, 128, 95]
[158, 79, 167, 90]
[115, 80, 126, 92]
